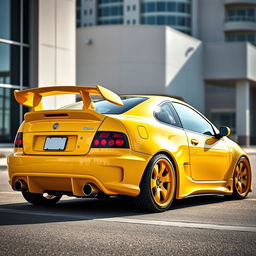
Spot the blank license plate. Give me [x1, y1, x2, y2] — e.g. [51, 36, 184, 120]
[44, 137, 67, 151]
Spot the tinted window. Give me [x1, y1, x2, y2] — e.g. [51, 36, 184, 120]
[61, 97, 148, 114]
[95, 97, 147, 114]
[173, 103, 215, 136]
[155, 102, 181, 128]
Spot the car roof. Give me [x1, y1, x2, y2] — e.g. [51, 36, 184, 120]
[119, 94, 186, 102]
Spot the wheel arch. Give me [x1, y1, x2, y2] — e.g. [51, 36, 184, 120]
[232, 154, 252, 191]
[141, 150, 180, 199]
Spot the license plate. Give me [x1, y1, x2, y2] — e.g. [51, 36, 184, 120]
[44, 137, 67, 151]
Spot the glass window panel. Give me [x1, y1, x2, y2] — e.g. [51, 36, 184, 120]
[247, 8, 254, 17]
[211, 112, 236, 134]
[23, 0, 30, 43]
[237, 9, 246, 16]
[227, 9, 235, 16]
[77, 0, 81, 8]
[167, 2, 176, 12]
[248, 34, 255, 42]
[177, 3, 185, 13]
[157, 2, 165, 12]
[186, 3, 191, 13]
[0, 43, 20, 85]
[155, 102, 181, 127]
[167, 16, 176, 25]
[141, 3, 146, 12]
[237, 34, 246, 41]
[0, 88, 20, 143]
[173, 103, 215, 136]
[157, 16, 165, 25]
[147, 2, 155, 12]
[112, 6, 119, 15]
[0, 0, 21, 41]
[147, 16, 156, 25]
[77, 10, 81, 19]
[177, 17, 185, 26]
[226, 34, 236, 41]
[23, 47, 29, 86]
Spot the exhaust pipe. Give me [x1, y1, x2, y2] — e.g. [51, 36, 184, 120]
[83, 183, 99, 197]
[14, 179, 28, 191]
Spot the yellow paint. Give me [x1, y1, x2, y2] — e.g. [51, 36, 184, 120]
[14, 85, 123, 111]
[8, 87, 251, 200]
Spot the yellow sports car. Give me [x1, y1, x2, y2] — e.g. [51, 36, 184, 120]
[8, 86, 252, 212]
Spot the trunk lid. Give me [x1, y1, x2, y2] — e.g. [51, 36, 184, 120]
[23, 110, 106, 155]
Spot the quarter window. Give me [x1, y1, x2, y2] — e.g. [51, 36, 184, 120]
[155, 102, 181, 128]
[173, 103, 215, 136]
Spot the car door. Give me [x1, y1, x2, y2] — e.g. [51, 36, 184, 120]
[172, 102, 230, 181]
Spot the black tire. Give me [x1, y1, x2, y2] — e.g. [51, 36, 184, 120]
[22, 191, 62, 206]
[232, 157, 252, 199]
[134, 154, 176, 212]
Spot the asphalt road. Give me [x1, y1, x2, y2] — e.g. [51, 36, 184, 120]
[0, 155, 255, 256]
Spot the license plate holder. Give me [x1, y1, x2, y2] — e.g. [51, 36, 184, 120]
[44, 136, 68, 151]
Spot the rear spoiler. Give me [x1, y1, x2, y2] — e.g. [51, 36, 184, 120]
[14, 85, 123, 111]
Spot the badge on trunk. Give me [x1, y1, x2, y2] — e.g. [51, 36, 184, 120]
[53, 123, 59, 129]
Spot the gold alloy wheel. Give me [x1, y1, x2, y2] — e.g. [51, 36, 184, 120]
[151, 159, 175, 207]
[234, 159, 251, 197]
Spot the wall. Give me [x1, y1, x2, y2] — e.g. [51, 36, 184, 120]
[77, 25, 205, 112]
[198, 0, 225, 42]
[77, 25, 166, 94]
[165, 27, 204, 112]
[204, 42, 248, 80]
[38, 0, 76, 109]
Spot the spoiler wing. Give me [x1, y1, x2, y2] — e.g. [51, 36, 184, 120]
[14, 85, 123, 111]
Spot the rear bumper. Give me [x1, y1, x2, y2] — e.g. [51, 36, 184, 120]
[8, 149, 151, 197]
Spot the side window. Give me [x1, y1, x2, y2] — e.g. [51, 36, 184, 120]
[172, 102, 215, 136]
[154, 102, 182, 128]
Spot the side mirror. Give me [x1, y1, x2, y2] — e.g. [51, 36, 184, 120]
[217, 126, 231, 138]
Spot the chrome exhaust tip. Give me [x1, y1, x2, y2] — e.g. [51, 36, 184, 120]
[14, 179, 28, 191]
[83, 183, 99, 197]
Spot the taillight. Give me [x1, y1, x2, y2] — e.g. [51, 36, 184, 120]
[14, 132, 23, 148]
[91, 132, 129, 148]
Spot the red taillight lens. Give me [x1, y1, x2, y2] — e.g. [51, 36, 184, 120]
[14, 132, 23, 148]
[91, 132, 129, 148]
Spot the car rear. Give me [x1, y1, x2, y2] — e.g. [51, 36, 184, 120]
[8, 87, 151, 198]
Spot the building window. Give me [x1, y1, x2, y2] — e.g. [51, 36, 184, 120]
[77, 10, 81, 19]
[133, 19, 136, 24]
[84, 9, 87, 15]
[89, 9, 93, 15]
[127, 20, 130, 24]
[77, 21, 81, 27]
[133, 5, 136, 11]
[98, 1, 124, 25]
[211, 111, 236, 134]
[226, 6, 256, 22]
[140, 0, 192, 34]
[226, 32, 256, 45]
[127, 5, 130, 11]
[0, 0, 30, 143]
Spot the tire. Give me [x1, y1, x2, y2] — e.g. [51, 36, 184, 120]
[22, 191, 62, 206]
[134, 154, 176, 212]
[232, 157, 252, 199]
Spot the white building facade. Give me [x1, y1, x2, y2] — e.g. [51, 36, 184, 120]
[0, 0, 76, 146]
[77, 0, 256, 145]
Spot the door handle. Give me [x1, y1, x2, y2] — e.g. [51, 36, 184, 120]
[191, 139, 199, 146]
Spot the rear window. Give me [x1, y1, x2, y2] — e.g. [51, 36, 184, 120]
[61, 96, 148, 114]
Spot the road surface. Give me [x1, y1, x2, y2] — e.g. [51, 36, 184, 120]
[0, 155, 255, 255]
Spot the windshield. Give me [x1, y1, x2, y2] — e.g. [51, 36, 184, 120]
[60, 96, 148, 114]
